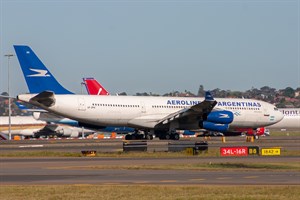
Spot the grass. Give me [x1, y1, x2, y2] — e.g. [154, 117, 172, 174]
[267, 130, 300, 137]
[50, 161, 300, 171]
[0, 185, 299, 200]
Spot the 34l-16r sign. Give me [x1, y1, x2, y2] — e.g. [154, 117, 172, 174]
[220, 147, 248, 156]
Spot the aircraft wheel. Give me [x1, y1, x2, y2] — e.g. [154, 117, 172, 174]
[173, 133, 180, 140]
[146, 135, 151, 140]
[165, 134, 171, 140]
[125, 134, 132, 140]
[158, 136, 165, 140]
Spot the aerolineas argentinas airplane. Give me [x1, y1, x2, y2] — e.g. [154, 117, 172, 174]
[14, 45, 284, 140]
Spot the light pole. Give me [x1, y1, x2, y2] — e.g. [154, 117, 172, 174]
[4, 54, 14, 140]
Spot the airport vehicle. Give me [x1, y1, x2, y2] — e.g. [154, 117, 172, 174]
[14, 45, 284, 140]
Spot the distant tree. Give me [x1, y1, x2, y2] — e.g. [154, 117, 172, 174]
[230, 91, 243, 98]
[1, 92, 8, 96]
[118, 92, 127, 96]
[282, 87, 295, 98]
[275, 98, 287, 108]
[136, 92, 149, 96]
[197, 85, 205, 97]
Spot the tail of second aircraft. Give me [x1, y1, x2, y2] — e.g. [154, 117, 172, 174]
[83, 78, 110, 95]
[14, 45, 73, 94]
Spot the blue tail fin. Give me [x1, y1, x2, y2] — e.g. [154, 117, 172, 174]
[13, 45, 73, 94]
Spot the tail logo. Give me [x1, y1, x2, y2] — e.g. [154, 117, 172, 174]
[27, 68, 50, 77]
[220, 114, 229, 118]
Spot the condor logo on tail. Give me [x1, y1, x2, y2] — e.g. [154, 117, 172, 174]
[27, 68, 50, 77]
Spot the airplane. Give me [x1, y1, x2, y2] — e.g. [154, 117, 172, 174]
[0, 115, 93, 138]
[82, 78, 278, 138]
[0, 115, 46, 137]
[267, 108, 300, 130]
[14, 45, 284, 140]
[0, 102, 95, 139]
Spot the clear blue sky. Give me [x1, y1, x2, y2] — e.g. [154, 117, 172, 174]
[1, 0, 299, 96]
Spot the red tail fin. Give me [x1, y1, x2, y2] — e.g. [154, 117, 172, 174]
[83, 78, 110, 95]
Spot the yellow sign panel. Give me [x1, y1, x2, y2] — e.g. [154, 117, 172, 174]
[261, 148, 281, 156]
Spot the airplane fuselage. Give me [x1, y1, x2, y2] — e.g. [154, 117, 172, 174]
[267, 108, 300, 130]
[18, 94, 283, 131]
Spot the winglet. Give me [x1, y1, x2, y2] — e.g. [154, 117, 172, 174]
[13, 45, 73, 94]
[205, 91, 214, 101]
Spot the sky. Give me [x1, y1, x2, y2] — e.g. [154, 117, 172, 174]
[0, 0, 299, 96]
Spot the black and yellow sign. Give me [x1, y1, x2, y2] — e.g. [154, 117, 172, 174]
[261, 148, 281, 156]
[248, 146, 259, 155]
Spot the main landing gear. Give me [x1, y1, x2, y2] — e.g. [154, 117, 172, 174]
[124, 130, 154, 140]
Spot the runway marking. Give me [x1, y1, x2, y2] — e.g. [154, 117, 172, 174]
[19, 145, 44, 148]
[216, 177, 232, 180]
[243, 176, 259, 179]
[160, 180, 178, 183]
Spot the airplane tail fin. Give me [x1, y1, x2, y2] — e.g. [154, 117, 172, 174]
[83, 77, 110, 95]
[13, 45, 73, 94]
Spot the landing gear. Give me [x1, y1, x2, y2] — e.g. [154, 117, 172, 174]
[172, 133, 180, 140]
[156, 131, 180, 140]
[124, 130, 154, 140]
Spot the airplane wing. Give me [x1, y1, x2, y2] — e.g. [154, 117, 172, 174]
[156, 91, 217, 126]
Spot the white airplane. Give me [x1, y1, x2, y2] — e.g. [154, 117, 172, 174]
[267, 108, 300, 130]
[0, 114, 94, 138]
[0, 116, 46, 137]
[14, 45, 284, 140]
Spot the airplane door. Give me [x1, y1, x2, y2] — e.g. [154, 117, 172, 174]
[140, 101, 146, 113]
[78, 97, 86, 111]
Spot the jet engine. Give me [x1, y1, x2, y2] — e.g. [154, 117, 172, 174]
[202, 121, 229, 132]
[200, 110, 234, 132]
[55, 127, 79, 137]
[206, 110, 234, 124]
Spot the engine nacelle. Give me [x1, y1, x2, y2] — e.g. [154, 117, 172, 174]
[203, 121, 229, 132]
[207, 110, 234, 124]
[55, 127, 79, 137]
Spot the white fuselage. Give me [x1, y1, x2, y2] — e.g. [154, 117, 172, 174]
[0, 116, 46, 136]
[18, 94, 284, 131]
[267, 108, 300, 130]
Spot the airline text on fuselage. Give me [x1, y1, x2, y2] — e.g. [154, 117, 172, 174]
[280, 110, 300, 116]
[166, 100, 262, 107]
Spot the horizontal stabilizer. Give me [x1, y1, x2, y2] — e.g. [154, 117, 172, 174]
[30, 91, 55, 107]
